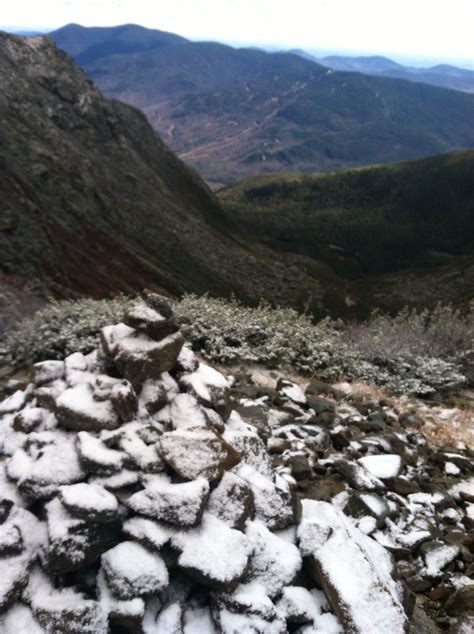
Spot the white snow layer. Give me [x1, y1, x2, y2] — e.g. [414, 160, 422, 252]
[297, 500, 407, 633]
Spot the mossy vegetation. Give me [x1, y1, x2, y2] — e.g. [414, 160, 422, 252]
[219, 150, 474, 277]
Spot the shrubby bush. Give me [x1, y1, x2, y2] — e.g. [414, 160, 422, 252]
[176, 294, 351, 379]
[5, 293, 472, 396]
[343, 304, 473, 365]
[177, 295, 470, 395]
[6, 296, 134, 363]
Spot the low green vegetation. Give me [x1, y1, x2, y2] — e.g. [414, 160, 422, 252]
[219, 150, 474, 277]
[5, 295, 472, 397]
[5, 297, 133, 362]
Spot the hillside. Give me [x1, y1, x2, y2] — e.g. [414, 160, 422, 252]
[48, 25, 474, 185]
[317, 54, 474, 94]
[219, 151, 474, 310]
[0, 32, 351, 320]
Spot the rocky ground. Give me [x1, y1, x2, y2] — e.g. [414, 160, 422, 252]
[0, 293, 472, 633]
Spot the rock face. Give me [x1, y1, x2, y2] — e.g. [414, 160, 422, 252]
[0, 294, 472, 632]
[0, 31, 346, 324]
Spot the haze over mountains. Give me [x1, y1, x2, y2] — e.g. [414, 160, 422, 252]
[48, 24, 474, 184]
[289, 50, 474, 94]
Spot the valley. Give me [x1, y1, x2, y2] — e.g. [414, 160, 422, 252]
[49, 24, 474, 185]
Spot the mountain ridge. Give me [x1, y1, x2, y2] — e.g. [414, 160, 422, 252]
[301, 52, 474, 94]
[47, 24, 474, 184]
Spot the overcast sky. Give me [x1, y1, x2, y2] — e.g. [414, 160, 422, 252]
[2, 0, 473, 67]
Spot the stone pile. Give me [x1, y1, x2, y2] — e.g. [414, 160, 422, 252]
[0, 293, 472, 633]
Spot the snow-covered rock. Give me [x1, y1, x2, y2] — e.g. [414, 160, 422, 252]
[2, 295, 470, 631]
[358, 453, 403, 479]
[246, 520, 302, 598]
[158, 426, 240, 480]
[114, 330, 185, 384]
[298, 500, 408, 633]
[127, 476, 209, 526]
[59, 482, 119, 522]
[173, 513, 251, 590]
[56, 383, 120, 431]
[207, 471, 255, 529]
[101, 541, 169, 599]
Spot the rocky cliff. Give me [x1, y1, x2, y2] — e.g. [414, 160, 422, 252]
[0, 33, 344, 316]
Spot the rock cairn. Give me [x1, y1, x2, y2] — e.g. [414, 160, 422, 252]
[0, 293, 472, 633]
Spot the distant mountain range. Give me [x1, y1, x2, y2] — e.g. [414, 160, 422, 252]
[288, 50, 474, 94]
[47, 24, 474, 184]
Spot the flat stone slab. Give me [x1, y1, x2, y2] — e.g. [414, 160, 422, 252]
[298, 500, 408, 634]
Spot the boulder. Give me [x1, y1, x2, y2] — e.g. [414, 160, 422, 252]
[122, 517, 172, 551]
[139, 373, 179, 415]
[124, 296, 179, 340]
[31, 361, 65, 386]
[46, 497, 121, 573]
[173, 513, 251, 590]
[77, 431, 126, 473]
[245, 520, 302, 598]
[0, 554, 30, 611]
[158, 427, 240, 481]
[216, 580, 277, 621]
[127, 476, 209, 527]
[358, 454, 403, 479]
[234, 403, 272, 441]
[207, 472, 255, 530]
[0, 523, 23, 556]
[13, 407, 45, 433]
[56, 383, 120, 432]
[306, 395, 336, 416]
[277, 379, 307, 407]
[59, 483, 120, 522]
[102, 541, 169, 600]
[334, 459, 386, 492]
[344, 492, 390, 529]
[151, 602, 184, 633]
[216, 607, 286, 634]
[97, 569, 145, 633]
[236, 464, 300, 530]
[420, 541, 461, 578]
[223, 426, 273, 478]
[167, 393, 209, 431]
[298, 500, 408, 633]
[25, 568, 108, 634]
[180, 363, 232, 420]
[117, 426, 165, 472]
[114, 331, 185, 385]
[100, 323, 135, 360]
[276, 586, 322, 625]
[103, 378, 138, 422]
[7, 431, 85, 498]
[0, 389, 28, 415]
[0, 603, 43, 633]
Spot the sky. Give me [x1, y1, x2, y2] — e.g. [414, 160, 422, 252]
[2, 0, 474, 68]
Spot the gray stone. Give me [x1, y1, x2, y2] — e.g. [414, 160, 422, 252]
[207, 472, 255, 530]
[114, 331, 185, 385]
